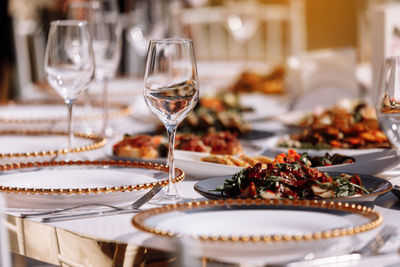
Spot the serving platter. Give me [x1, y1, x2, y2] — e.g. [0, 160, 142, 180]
[132, 198, 382, 264]
[0, 160, 184, 209]
[194, 172, 392, 202]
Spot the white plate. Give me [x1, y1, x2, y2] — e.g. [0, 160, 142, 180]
[174, 143, 264, 179]
[0, 164, 167, 209]
[0, 134, 93, 154]
[133, 201, 373, 264]
[175, 150, 243, 179]
[0, 103, 107, 123]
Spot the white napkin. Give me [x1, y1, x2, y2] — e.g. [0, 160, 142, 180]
[287, 48, 359, 110]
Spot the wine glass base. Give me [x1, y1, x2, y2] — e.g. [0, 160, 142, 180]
[152, 194, 183, 205]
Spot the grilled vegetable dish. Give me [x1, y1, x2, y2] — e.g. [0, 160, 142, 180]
[279, 102, 390, 149]
[216, 150, 367, 200]
[178, 92, 251, 135]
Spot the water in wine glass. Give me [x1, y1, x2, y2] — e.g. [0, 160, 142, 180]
[378, 113, 400, 148]
[144, 39, 199, 204]
[144, 80, 199, 126]
[376, 56, 400, 151]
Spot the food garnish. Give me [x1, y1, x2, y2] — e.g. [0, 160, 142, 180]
[216, 150, 367, 200]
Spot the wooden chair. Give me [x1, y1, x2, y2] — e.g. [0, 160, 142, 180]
[179, 0, 306, 63]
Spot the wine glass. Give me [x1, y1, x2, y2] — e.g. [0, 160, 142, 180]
[66, 1, 97, 134]
[68, 0, 122, 137]
[223, 0, 260, 43]
[44, 20, 94, 151]
[144, 39, 199, 203]
[126, 0, 168, 57]
[376, 56, 400, 151]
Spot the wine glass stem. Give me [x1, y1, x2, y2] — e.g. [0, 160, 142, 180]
[67, 101, 74, 151]
[101, 78, 110, 137]
[166, 125, 178, 196]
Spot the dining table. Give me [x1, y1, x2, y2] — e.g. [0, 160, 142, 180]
[2, 64, 400, 267]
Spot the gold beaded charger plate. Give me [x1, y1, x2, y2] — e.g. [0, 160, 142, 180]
[0, 130, 106, 162]
[132, 199, 382, 264]
[0, 160, 184, 209]
[0, 99, 132, 124]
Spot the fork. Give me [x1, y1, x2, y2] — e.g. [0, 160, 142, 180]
[286, 225, 398, 266]
[20, 185, 163, 220]
[356, 224, 398, 256]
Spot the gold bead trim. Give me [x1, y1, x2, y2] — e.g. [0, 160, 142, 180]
[0, 130, 106, 158]
[132, 198, 383, 243]
[0, 160, 184, 195]
[0, 100, 132, 123]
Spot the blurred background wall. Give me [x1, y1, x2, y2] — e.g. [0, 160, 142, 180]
[0, 0, 397, 100]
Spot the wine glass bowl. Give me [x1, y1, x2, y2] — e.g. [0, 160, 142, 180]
[44, 20, 94, 150]
[144, 39, 199, 202]
[376, 56, 400, 152]
[223, 0, 260, 43]
[67, 0, 122, 137]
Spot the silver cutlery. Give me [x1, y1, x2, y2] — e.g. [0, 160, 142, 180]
[20, 185, 163, 221]
[286, 224, 398, 266]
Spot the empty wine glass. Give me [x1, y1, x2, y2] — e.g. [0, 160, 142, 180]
[223, 0, 260, 43]
[44, 20, 94, 151]
[68, 0, 122, 137]
[376, 56, 400, 151]
[126, 0, 168, 57]
[144, 39, 199, 203]
[66, 1, 97, 135]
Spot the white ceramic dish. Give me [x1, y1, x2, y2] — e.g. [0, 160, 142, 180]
[174, 143, 265, 179]
[175, 150, 243, 179]
[132, 199, 378, 265]
[0, 164, 170, 209]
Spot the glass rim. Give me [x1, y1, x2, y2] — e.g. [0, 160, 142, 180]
[149, 38, 193, 44]
[50, 20, 88, 27]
